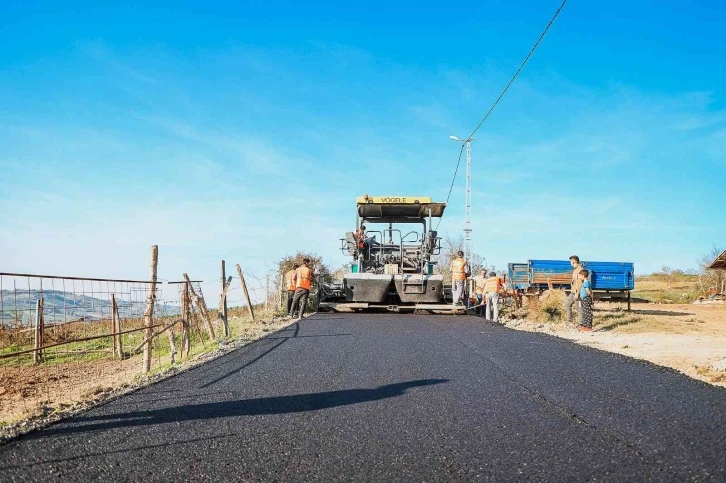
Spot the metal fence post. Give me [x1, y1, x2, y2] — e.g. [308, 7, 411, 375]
[33, 298, 44, 364]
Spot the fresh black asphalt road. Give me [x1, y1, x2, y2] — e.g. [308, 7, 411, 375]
[1, 314, 725, 482]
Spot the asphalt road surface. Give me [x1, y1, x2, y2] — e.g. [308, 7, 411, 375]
[1, 314, 725, 482]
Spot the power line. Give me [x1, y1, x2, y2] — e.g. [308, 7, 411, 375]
[466, 0, 567, 141]
[439, 0, 567, 227]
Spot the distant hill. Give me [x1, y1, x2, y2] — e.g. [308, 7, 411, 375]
[0, 290, 175, 326]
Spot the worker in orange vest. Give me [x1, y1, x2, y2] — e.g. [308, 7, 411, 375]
[450, 250, 470, 306]
[285, 263, 300, 316]
[473, 269, 488, 316]
[354, 224, 367, 254]
[289, 258, 314, 320]
[483, 271, 505, 322]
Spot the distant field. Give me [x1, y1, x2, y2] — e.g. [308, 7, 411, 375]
[633, 275, 703, 304]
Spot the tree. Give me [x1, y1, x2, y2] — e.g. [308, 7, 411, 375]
[331, 264, 349, 281]
[659, 266, 686, 290]
[273, 251, 333, 311]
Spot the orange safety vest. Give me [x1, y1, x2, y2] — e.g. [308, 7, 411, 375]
[483, 276, 503, 294]
[356, 230, 365, 249]
[295, 266, 313, 290]
[451, 257, 467, 281]
[285, 269, 296, 291]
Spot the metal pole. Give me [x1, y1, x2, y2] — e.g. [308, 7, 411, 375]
[464, 139, 473, 261]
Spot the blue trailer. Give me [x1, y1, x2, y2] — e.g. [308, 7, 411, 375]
[508, 260, 635, 309]
[507, 263, 530, 290]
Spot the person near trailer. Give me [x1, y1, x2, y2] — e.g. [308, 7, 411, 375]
[473, 269, 488, 315]
[483, 271, 505, 322]
[564, 255, 584, 325]
[285, 263, 300, 316]
[577, 269, 594, 331]
[289, 259, 313, 320]
[450, 251, 470, 305]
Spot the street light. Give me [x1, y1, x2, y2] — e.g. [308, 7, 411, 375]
[449, 135, 474, 262]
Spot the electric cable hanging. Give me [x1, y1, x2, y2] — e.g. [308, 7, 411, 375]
[438, 0, 567, 227]
[465, 0, 567, 141]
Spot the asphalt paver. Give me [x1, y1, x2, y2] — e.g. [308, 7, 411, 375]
[1, 314, 724, 482]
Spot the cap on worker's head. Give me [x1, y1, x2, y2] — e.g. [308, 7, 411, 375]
[457, 250, 464, 257]
[303, 258, 311, 264]
[489, 272, 497, 277]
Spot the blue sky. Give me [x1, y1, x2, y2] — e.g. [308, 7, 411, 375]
[1, 0, 724, 290]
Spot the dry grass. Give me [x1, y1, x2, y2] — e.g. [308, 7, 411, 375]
[633, 275, 702, 303]
[514, 290, 568, 323]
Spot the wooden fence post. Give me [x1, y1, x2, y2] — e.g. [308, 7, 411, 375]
[33, 298, 44, 364]
[236, 264, 255, 321]
[278, 273, 285, 310]
[184, 273, 215, 340]
[219, 260, 230, 338]
[167, 320, 177, 365]
[265, 274, 270, 311]
[218, 276, 232, 338]
[181, 284, 191, 358]
[142, 245, 159, 373]
[187, 295, 207, 349]
[111, 294, 124, 358]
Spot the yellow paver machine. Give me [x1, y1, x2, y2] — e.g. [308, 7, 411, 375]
[318, 196, 465, 314]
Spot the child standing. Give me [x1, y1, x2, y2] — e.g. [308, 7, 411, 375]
[578, 269, 594, 332]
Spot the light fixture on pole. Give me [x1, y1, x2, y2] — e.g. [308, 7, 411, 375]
[449, 135, 474, 261]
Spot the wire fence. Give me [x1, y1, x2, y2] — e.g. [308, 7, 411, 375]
[0, 263, 281, 425]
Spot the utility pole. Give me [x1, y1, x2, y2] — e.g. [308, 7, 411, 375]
[450, 136, 474, 260]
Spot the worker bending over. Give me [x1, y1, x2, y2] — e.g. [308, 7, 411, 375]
[284, 263, 300, 316]
[473, 269, 488, 315]
[483, 271, 505, 322]
[450, 251, 470, 306]
[289, 259, 313, 320]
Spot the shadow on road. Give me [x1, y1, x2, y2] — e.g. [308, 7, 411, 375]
[630, 309, 693, 317]
[198, 322, 352, 389]
[36, 379, 449, 437]
[0, 433, 238, 470]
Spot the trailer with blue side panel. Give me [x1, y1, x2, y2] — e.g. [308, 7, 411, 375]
[529, 260, 572, 289]
[513, 260, 635, 310]
[507, 263, 530, 290]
